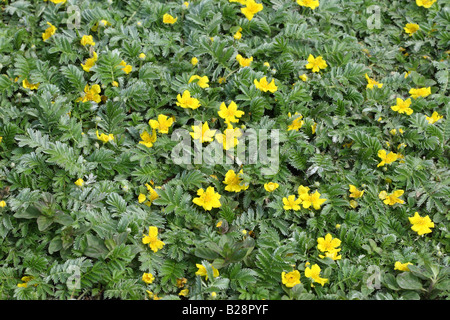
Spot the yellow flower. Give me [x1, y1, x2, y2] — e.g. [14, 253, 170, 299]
[112, 81, 119, 87]
[163, 13, 178, 24]
[305, 54, 327, 73]
[214, 124, 242, 150]
[391, 98, 413, 115]
[139, 53, 146, 60]
[365, 73, 383, 89]
[377, 149, 398, 167]
[379, 190, 404, 206]
[183, 2, 189, 8]
[190, 122, 216, 143]
[426, 111, 443, 124]
[81, 51, 98, 72]
[404, 23, 420, 36]
[188, 75, 209, 88]
[281, 270, 301, 288]
[305, 264, 328, 286]
[22, 79, 40, 90]
[282, 195, 301, 211]
[236, 54, 253, 67]
[138, 193, 147, 203]
[192, 186, 222, 211]
[298, 185, 310, 197]
[119, 60, 132, 74]
[179, 288, 189, 296]
[145, 184, 160, 203]
[349, 200, 358, 208]
[176, 277, 187, 288]
[218, 101, 244, 124]
[142, 273, 155, 284]
[319, 248, 342, 260]
[317, 234, 341, 253]
[299, 74, 308, 82]
[394, 262, 412, 272]
[301, 190, 327, 210]
[311, 122, 317, 134]
[176, 90, 201, 109]
[263, 62, 270, 68]
[409, 212, 434, 235]
[254, 76, 278, 93]
[80, 35, 95, 46]
[139, 129, 157, 148]
[81, 84, 101, 103]
[218, 77, 226, 84]
[74, 178, 84, 187]
[211, 292, 217, 298]
[42, 22, 57, 41]
[216, 221, 223, 228]
[264, 182, 279, 192]
[49, 0, 66, 3]
[195, 263, 219, 280]
[240, 0, 263, 21]
[0, 201, 6, 208]
[191, 57, 199, 66]
[296, 0, 320, 10]
[349, 185, 364, 198]
[149, 114, 174, 134]
[142, 226, 165, 253]
[233, 27, 243, 40]
[409, 87, 431, 99]
[390, 129, 397, 136]
[287, 112, 304, 131]
[96, 130, 114, 143]
[416, 0, 436, 8]
[223, 169, 249, 192]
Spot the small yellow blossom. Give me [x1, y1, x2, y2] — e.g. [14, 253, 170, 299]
[349, 185, 364, 198]
[42, 22, 57, 41]
[409, 87, 431, 99]
[179, 288, 189, 296]
[416, 0, 436, 8]
[240, 0, 263, 21]
[296, 0, 320, 10]
[264, 182, 279, 192]
[149, 114, 174, 134]
[378, 190, 404, 206]
[188, 75, 209, 88]
[394, 262, 412, 272]
[365, 73, 383, 89]
[142, 226, 165, 253]
[377, 149, 398, 167]
[236, 54, 253, 67]
[192, 186, 222, 211]
[0, 201, 6, 208]
[139, 53, 146, 60]
[409, 212, 434, 235]
[81, 51, 98, 72]
[254, 76, 277, 93]
[22, 79, 40, 90]
[317, 234, 341, 253]
[218, 101, 244, 124]
[81, 84, 101, 103]
[119, 60, 132, 74]
[391, 98, 413, 115]
[74, 178, 84, 187]
[96, 130, 114, 143]
[426, 111, 443, 124]
[139, 129, 157, 148]
[404, 23, 420, 36]
[305, 54, 327, 73]
[80, 35, 95, 46]
[282, 195, 301, 211]
[287, 112, 304, 131]
[142, 273, 155, 284]
[191, 57, 199, 66]
[190, 122, 216, 143]
[195, 263, 219, 280]
[163, 13, 178, 24]
[233, 27, 243, 40]
[299, 74, 308, 82]
[176, 90, 201, 109]
[305, 264, 328, 286]
[281, 270, 301, 288]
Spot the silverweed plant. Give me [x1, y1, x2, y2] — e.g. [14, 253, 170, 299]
[0, 0, 449, 300]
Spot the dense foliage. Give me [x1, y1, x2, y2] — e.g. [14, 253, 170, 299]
[0, 0, 449, 300]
